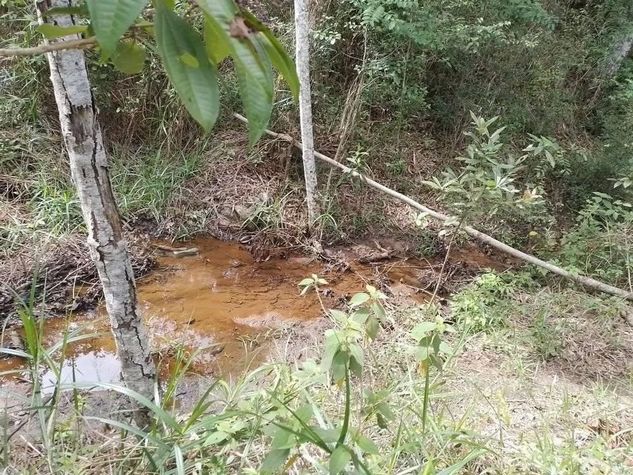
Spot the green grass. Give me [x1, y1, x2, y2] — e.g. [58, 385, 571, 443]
[111, 147, 202, 223]
[0, 146, 203, 254]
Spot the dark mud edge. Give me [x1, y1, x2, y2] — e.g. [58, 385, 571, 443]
[0, 232, 155, 320]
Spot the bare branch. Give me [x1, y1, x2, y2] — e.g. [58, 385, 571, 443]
[0, 37, 96, 58]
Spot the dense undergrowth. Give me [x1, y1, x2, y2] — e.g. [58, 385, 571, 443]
[1, 0, 633, 473]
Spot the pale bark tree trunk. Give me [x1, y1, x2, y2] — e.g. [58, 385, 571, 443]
[36, 0, 155, 419]
[294, 0, 319, 230]
[605, 33, 633, 79]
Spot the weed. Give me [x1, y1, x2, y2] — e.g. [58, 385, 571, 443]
[530, 310, 565, 360]
[241, 192, 289, 234]
[0, 279, 97, 469]
[450, 272, 514, 332]
[385, 156, 406, 177]
[29, 177, 83, 235]
[561, 192, 633, 286]
[112, 148, 202, 223]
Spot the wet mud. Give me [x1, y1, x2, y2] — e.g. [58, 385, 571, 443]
[0, 238, 504, 390]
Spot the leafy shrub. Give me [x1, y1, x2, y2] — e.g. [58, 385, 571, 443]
[571, 64, 633, 204]
[530, 310, 565, 360]
[450, 272, 514, 332]
[561, 192, 633, 286]
[424, 114, 554, 242]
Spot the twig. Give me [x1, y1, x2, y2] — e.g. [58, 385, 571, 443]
[429, 215, 466, 304]
[0, 37, 96, 58]
[233, 112, 633, 302]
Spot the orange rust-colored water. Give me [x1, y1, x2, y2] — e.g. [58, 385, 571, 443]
[0, 238, 505, 390]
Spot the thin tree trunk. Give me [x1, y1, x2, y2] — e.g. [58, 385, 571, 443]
[36, 0, 156, 420]
[294, 0, 319, 230]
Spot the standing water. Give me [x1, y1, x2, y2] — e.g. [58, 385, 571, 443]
[0, 238, 502, 391]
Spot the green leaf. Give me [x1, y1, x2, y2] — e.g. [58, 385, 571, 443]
[111, 39, 145, 74]
[349, 354, 363, 377]
[198, 1, 278, 144]
[312, 427, 340, 443]
[155, 6, 219, 131]
[366, 315, 379, 340]
[204, 430, 229, 445]
[0, 348, 32, 359]
[439, 341, 452, 355]
[43, 5, 88, 17]
[37, 24, 88, 39]
[202, 8, 272, 145]
[355, 433, 379, 454]
[204, 15, 231, 64]
[329, 445, 351, 475]
[371, 301, 386, 320]
[329, 309, 348, 324]
[240, 9, 299, 99]
[269, 426, 295, 450]
[321, 332, 340, 372]
[414, 345, 432, 362]
[350, 308, 369, 325]
[377, 401, 395, 422]
[411, 322, 437, 340]
[261, 448, 290, 474]
[173, 445, 185, 475]
[86, 0, 148, 59]
[294, 404, 314, 423]
[349, 292, 370, 307]
[331, 350, 348, 383]
[179, 52, 200, 68]
[349, 343, 364, 370]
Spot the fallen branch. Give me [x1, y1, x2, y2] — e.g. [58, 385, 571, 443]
[233, 112, 633, 302]
[0, 37, 96, 58]
[153, 244, 199, 257]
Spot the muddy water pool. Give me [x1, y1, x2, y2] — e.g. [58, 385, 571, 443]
[0, 238, 502, 391]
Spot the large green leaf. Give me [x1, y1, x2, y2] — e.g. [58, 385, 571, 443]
[111, 39, 146, 74]
[203, 16, 231, 64]
[86, 0, 148, 59]
[155, 6, 219, 131]
[329, 445, 351, 475]
[240, 9, 299, 100]
[233, 35, 273, 145]
[261, 448, 290, 474]
[198, 0, 273, 144]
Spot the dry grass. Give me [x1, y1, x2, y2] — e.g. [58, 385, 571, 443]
[0, 231, 154, 318]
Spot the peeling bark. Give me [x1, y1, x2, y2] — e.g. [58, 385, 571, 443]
[294, 0, 320, 230]
[36, 0, 156, 420]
